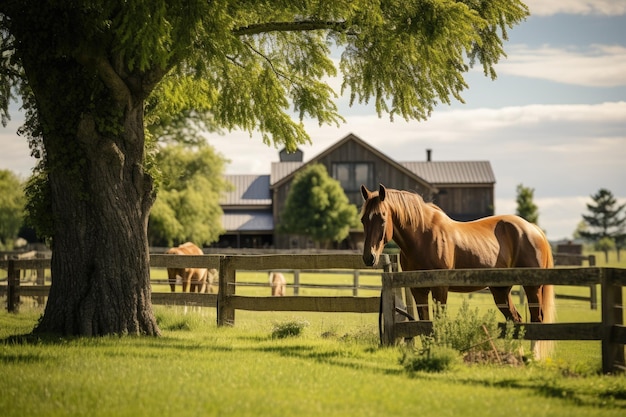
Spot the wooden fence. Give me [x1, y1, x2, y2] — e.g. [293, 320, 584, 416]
[2, 253, 625, 373]
[0, 254, 396, 322]
[380, 267, 626, 374]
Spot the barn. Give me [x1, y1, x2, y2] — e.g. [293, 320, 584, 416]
[215, 133, 495, 249]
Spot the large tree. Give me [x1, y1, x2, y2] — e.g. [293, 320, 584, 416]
[0, 1, 529, 336]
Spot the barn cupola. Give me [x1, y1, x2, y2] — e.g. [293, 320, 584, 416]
[279, 147, 303, 162]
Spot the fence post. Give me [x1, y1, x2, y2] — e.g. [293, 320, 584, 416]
[588, 255, 598, 310]
[36, 252, 46, 306]
[217, 256, 235, 326]
[380, 255, 396, 346]
[293, 270, 300, 296]
[601, 268, 625, 373]
[7, 260, 20, 313]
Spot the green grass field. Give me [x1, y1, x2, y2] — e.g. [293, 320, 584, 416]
[1, 249, 625, 416]
[1, 293, 626, 416]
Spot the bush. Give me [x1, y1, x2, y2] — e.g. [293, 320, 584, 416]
[271, 319, 309, 339]
[401, 299, 526, 372]
[401, 345, 459, 373]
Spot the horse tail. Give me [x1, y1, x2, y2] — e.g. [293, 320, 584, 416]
[533, 284, 556, 360]
[534, 235, 556, 359]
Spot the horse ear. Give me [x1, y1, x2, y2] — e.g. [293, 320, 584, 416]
[360, 184, 370, 201]
[379, 184, 386, 201]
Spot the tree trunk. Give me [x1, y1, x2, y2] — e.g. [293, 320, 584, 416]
[7, 2, 161, 336]
[34, 103, 160, 336]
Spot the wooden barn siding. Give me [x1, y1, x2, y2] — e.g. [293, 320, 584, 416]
[434, 186, 494, 220]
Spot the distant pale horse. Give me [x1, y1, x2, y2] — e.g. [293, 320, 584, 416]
[360, 184, 556, 359]
[269, 272, 287, 296]
[165, 242, 208, 293]
[204, 268, 218, 294]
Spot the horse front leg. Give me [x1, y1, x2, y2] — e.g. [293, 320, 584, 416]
[490, 286, 522, 322]
[182, 273, 190, 293]
[410, 287, 431, 320]
[167, 270, 177, 293]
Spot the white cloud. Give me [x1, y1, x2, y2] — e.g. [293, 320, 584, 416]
[525, 0, 626, 16]
[496, 44, 626, 87]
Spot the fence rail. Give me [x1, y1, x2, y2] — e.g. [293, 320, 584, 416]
[380, 267, 626, 374]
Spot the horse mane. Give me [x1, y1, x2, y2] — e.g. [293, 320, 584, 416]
[381, 189, 431, 232]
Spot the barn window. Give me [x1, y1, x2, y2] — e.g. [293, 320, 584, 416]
[332, 162, 374, 205]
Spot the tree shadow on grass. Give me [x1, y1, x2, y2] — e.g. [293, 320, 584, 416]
[234, 334, 404, 377]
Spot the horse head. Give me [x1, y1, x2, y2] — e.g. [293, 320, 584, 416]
[360, 184, 393, 267]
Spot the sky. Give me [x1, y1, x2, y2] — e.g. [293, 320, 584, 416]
[1, 0, 625, 242]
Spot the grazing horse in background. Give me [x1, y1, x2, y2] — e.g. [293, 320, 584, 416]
[360, 184, 555, 359]
[269, 272, 287, 296]
[204, 268, 218, 294]
[165, 242, 208, 293]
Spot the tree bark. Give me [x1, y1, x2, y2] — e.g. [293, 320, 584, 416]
[33, 99, 160, 336]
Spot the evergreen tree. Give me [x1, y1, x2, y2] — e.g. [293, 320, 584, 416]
[515, 184, 539, 225]
[580, 188, 626, 262]
[279, 164, 358, 248]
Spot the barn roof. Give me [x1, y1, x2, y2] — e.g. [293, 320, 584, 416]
[400, 161, 495, 185]
[221, 174, 271, 206]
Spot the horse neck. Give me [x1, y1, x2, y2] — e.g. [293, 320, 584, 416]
[389, 200, 448, 269]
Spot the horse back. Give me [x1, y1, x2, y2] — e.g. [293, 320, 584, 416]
[490, 215, 552, 268]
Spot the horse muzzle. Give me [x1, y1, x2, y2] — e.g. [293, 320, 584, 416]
[362, 251, 379, 267]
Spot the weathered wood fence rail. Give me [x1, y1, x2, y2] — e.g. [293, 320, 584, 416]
[380, 267, 626, 374]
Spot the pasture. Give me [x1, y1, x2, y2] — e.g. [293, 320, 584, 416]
[1, 250, 625, 416]
[1, 291, 626, 416]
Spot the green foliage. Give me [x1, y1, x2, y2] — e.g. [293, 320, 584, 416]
[402, 299, 526, 373]
[148, 143, 230, 246]
[1, 0, 530, 157]
[401, 344, 459, 373]
[0, 170, 25, 249]
[515, 183, 539, 224]
[279, 163, 358, 246]
[271, 318, 309, 339]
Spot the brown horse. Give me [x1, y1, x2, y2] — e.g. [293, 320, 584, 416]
[269, 272, 287, 296]
[360, 184, 555, 358]
[165, 242, 208, 293]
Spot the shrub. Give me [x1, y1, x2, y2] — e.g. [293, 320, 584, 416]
[401, 344, 459, 373]
[271, 319, 309, 339]
[402, 299, 526, 372]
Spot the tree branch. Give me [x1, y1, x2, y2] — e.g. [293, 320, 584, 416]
[75, 51, 131, 107]
[233, 20, 348, 36]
